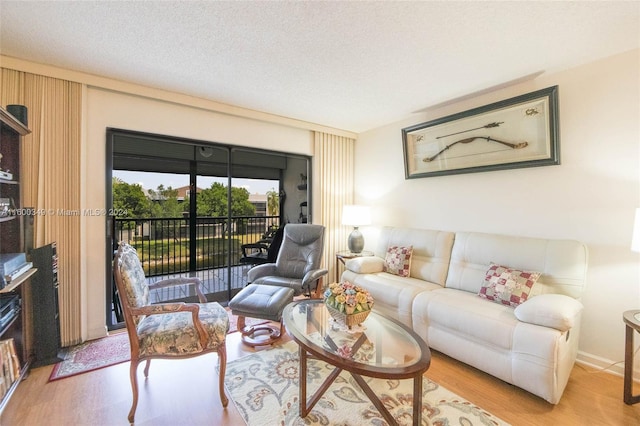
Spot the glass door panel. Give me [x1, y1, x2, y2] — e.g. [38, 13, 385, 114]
[107, 130, 310, 330]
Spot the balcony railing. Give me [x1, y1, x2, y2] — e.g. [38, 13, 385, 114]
[114, 215, 280, 277]
[110, 215, 281, 328]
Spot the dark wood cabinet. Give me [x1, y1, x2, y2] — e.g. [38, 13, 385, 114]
[30, 242, 62, 367]
[0, 109, 26, 254]
[0, 106, 34, 415]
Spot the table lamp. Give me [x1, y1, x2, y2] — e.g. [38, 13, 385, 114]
[342, 205, 371, 254]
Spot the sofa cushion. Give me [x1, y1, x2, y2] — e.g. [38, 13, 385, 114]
[413, 288, 519, 351]
[383, 245, 413, 277]
[446, 232, 588, 299]
[344, 256, 384, 274]
[478, 263, 541, 308]
[375, 227, 454, 286]
[514, 294, 583, 331]
[341, 269, 440, 327]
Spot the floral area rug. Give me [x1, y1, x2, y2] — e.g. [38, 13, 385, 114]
[48, 309, 267, 381]
[223, 341, 510, 426]
[48, 332, 130, 381]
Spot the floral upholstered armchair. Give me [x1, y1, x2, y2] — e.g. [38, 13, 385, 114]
[113, 242, 229, 422]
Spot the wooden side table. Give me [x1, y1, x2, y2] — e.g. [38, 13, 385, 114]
[623, 310, 640, 404]
[335, 250, 374, 282]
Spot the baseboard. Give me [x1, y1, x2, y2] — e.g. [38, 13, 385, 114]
[576, 350, 640, 382]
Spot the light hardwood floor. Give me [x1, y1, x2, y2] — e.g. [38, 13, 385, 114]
[1, 328, 639, 425]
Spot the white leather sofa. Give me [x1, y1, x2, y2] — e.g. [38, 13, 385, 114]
[341, 226, 588, 404]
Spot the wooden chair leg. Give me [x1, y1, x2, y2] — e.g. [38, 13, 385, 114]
[218, 343, 229, 407]
[128, 360, 140, 423]
[237, 315, 246, 331]
[143, 359, 151, 377]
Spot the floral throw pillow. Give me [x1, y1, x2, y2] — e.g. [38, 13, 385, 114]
[383, 245, 413, 277]
[478, 263, 541, 308]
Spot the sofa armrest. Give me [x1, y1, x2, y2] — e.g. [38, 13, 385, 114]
[345, 256, 385, 274]
[514, 294, 583, 332]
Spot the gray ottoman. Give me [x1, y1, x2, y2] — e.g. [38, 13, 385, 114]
[228, 284, 294, 347]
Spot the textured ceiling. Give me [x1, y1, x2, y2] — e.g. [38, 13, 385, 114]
[1, 1, 638, 133]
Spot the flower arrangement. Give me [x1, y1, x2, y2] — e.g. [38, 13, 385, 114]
[323, 281, 374, 315]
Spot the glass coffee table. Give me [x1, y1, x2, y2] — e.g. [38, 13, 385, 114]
[282, 300, 431, 425]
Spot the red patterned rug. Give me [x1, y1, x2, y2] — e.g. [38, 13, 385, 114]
[48, 310, 267, 381]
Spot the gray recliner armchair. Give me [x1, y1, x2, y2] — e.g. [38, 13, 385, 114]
[247, 223, 328, 297]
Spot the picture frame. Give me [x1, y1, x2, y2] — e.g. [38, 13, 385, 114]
[402, 86, 559, 179]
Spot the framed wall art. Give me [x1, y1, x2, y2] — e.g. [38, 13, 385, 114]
[402, 86, 559, 178]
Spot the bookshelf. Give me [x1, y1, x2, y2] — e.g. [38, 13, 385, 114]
[0, 106, 34, 416]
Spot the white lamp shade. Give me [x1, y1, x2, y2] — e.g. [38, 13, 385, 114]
[632, 208, 640, 252]
[342, 205, 371, 227]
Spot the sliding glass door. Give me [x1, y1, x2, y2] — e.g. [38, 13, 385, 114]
[105, 128, 309, 329]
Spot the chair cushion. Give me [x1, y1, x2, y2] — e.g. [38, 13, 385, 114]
[251, 276, 304, 294]
[119, 244, 150, 311]
[136, 302, 229, 357]
[275, 224, 325, 278]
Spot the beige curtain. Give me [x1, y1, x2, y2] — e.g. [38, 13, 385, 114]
[313, 132, 355, 284]
[1, 68, 82, 346]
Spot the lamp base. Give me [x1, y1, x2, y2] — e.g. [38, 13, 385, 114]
[348, 227, 364, 253]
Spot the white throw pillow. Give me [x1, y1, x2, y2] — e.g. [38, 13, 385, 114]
[514, 294, 583, 332]
[344, 256, 385, 274]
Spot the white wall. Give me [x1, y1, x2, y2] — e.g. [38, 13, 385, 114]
[83, 88, 313, 339]
[354, 49, 640, 374]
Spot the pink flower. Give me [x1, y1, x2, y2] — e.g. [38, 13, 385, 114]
[337, 344, 353, 359]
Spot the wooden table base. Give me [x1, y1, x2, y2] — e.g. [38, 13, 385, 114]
[298, 346, 422, 425]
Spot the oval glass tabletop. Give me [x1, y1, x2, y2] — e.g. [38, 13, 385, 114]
[283, 300, 430, 377]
